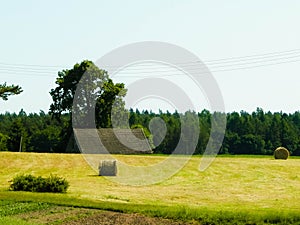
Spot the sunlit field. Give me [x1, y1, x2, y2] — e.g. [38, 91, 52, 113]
[1, 152, 300, 224]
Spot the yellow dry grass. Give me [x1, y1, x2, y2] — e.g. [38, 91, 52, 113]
[1, 152, 300, 214]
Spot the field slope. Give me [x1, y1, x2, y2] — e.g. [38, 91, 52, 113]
[0, 152, 300, 224]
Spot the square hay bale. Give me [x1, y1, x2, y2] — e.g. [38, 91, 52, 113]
[99, 160, 117, 176]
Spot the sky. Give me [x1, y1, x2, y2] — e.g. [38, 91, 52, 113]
[1, 0, 300, 114]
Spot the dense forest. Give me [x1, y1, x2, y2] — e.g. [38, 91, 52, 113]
[1, 108, 300, 156]
[1, 61, 300, 156]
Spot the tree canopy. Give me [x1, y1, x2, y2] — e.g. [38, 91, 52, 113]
[0, 83, 22, 101]
[49, 60, 126, 128]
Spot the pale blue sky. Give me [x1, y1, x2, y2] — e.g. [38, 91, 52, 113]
[1, 1, 300, 113]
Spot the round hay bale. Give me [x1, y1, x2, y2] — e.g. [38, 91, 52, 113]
[274, 147, 289, 160]
[99, 160, 117, 176]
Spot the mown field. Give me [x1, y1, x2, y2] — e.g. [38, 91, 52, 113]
[0, 152, 300, 224]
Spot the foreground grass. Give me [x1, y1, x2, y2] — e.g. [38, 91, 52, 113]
[0, 217, 37, 225]
[0, 200, 50, 225]
[1, 152, 300, 224]
[0, 194, 300, 225]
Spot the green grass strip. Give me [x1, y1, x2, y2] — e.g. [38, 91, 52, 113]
[1, 191, 300, 224]
[0, 216, 39, 225]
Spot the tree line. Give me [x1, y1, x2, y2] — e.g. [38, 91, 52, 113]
[129, 108, 300, 156]
[1, 108, 300, 155]
[1, 60, 300, 155]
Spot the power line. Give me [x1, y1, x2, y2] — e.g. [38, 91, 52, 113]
[1, 49, 300, 71]
[112, 58, 300, 78]
[0, 71, 54, 77]
[0, 48, 300, 78]
[211, 58, 300, 73]
[0, 68, 57, 74]
[111, 57, 300, 75]
[206, 52, 300, 66]
[100, 48, 300, 68]
[0, 62, 64, 68]
[0, 65, 58, 72]
[205, 48, 300, 63]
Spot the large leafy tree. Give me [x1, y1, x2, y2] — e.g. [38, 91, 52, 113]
[0, 83, 22, 100]
[49, 60, 126, 152]
[49, 60, 126, 128]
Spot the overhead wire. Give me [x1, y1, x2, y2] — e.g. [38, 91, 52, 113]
[99, 48, 300, 68]
[0, 48, 300, 78]
[0, 61, 64, 68]
[205, 48, 300, 63]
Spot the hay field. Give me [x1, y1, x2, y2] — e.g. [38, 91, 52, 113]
[1, 152, 300, 222]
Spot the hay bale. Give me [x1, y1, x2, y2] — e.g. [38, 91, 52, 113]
[99, 160, 117, 176]
[274, 147, 290, 160]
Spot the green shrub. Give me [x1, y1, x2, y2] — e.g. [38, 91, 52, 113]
[9, 174, 69, 193]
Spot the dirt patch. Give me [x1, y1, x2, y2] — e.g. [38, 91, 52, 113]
[15, 206, 99, 224]
[62, 210, 200, 225]
[15, 206, 200, 225]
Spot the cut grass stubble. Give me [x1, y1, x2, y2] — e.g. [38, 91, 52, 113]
[1, 152, 300, 224]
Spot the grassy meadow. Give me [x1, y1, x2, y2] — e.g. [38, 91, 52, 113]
[0, 152, 300, 224]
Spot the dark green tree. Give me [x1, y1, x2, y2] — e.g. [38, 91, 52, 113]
[7, 118, 27, 152]
[0, 132, 9, 151]
[237, 134, 265, 155]
[49, 60, 126, 152]
[49, 60, 126, 127]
